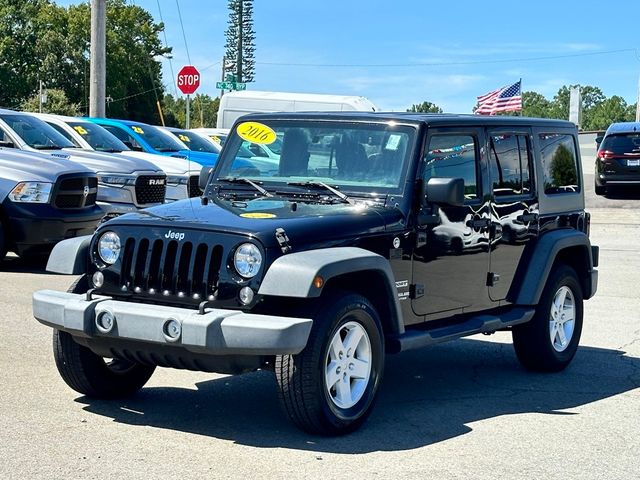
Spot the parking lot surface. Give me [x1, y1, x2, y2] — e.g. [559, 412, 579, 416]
[0, 139, 638, 479]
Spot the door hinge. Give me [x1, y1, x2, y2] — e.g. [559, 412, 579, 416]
[486, 272, 500, 287]
[274, 228, 292, 253]
[410, 283, 425, 299]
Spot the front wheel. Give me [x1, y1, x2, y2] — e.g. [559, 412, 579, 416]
[512, 264, 583, 372]
[275, 293, 384, 435]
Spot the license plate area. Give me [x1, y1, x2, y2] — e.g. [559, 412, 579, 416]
[627, 159, 640, 167]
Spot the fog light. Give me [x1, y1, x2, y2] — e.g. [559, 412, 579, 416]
[239, 286, 254, 305]
[96, 311, 115, 333]
[163, 318, 182, 342]
[92, 271, 104, 288]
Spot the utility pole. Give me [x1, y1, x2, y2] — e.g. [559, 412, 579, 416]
[89, 0, 106, 117]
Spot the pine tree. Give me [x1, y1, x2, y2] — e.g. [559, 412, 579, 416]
[224, 0, 255, 83]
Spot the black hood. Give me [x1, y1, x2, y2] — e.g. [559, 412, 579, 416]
[105, 196, 405, 249]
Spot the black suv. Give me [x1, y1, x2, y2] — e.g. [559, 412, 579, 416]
[595, 122, 640, 195]
[34, 113, 598, 435]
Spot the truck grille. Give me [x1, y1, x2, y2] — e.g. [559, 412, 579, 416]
[135, 175, 166, 205]
[187, 174, 201, 198]
[54, 176, 98, 209]
[119, 237, 223, 301]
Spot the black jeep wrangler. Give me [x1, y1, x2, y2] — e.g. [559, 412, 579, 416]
[34, 113, 598, 435]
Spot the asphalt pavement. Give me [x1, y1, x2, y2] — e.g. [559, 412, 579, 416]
[0, 140, 638, 479]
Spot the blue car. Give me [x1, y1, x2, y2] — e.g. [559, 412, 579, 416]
[85, 118, 218, 167]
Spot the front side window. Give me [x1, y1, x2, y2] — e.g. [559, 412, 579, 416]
[171, 130, 219, 153]
[216, 120, 416, 192]
[423, 134, 479, 199]
[489, 133, 532, 196]
[67, 122, 129, 152]
[539, 133, 579, 194]
[101, 125, 138, 150]
[129, 124, 186, 152]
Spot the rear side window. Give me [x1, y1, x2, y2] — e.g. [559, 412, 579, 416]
[538, 133, 580, 194]
[601, 133, 640, 155]
[424, 134, 478, 199]
[489, 133, 532, 196]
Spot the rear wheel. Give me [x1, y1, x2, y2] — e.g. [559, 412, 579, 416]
[275, 293, 384, 435]
[512, 264, 583, 372]
[51, 275, 155, 398]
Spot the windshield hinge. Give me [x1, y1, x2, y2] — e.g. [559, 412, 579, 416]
[275, 228, 292, 254]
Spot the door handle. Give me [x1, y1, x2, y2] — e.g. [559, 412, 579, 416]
[468, 218, 490, 229]
[516, 212, 538, 224]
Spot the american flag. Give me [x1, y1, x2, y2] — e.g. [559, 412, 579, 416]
[475, 80, 522, 115]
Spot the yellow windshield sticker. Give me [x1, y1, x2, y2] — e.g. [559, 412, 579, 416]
[240, 212, 276, 219]
[73, 125, 88, 135]
[210, 135, 220, 143]
[131, 126, 144, 134]
[178, 134, 190, 142]
[236, 122, 276, 145]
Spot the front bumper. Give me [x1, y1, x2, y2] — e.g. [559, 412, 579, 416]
[33, 290, 312, 356]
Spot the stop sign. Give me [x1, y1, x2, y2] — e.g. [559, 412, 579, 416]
[177, 65, 200, 95]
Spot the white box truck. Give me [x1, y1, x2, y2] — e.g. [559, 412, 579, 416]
[216, 90, 378, 128]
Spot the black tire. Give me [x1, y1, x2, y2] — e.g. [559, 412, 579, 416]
[0, 221, 7, 260]
[275, 292, 385, 435]
[512, 264, 583, 372]
[51, 274, 156, 398]
[594, 183, 606, 196]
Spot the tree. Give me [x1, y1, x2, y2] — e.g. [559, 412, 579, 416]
[407, 101, 443, 113]
[21, 88, 80, 116]
[162, 93, 220, 128]
[549, 144, 577, 188]
[584, 96, 635, 131]
[550, 84, 606, 123]
[522, 91, 555, 118]
[224, 0, 255, 83]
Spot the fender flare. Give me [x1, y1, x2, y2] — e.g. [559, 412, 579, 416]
[46, 235, 92, 274]
[510, 229, 596, 305]
[258, 247, 404, 334]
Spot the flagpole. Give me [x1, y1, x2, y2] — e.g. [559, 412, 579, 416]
[519, 78, 523, 117]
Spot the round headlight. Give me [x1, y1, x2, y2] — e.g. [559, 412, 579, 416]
[98, 231, 121, 265]
[234, 243, 262, 278]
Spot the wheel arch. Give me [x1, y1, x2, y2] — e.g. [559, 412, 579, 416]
[46, 235, 92, 274]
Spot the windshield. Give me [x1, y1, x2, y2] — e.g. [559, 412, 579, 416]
[601, 133, 640, 155]
[215, 119, 416, 193]
[129, 124, 187, 152]
[0, 113, 76, 149]
[67, 121, 129, 152]
[170, 130, 219, 153]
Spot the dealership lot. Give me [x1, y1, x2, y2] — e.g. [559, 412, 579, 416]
[0, 138, 638, 479]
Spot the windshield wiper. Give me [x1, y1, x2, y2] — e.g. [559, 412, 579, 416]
[287, 181, 355, 205]
[218, 176, 273, 197]
[33, 144, 73, 150]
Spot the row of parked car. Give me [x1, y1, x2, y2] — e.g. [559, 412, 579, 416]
[0, 109, 231, 260]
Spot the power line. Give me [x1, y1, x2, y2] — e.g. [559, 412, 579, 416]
[175, 0, 191, 65]
[254, 48, 638, 68]
[157, 0, 178, 97]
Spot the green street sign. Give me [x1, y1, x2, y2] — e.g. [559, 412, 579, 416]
[216, 81, 247, 91]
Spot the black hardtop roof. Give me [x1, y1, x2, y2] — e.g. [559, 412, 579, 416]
[241, 111, 575, 129]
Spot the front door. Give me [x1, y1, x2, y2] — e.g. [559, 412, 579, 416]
[412, 127, 491, 319]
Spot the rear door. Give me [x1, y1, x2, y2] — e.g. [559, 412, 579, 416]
[486, 128, 538, 301]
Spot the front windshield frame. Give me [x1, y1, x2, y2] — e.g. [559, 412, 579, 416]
[67, 121, 129, 152]
[130, 124, 187, 152]
[0, 113, 76, 150]
[213, 118, 418, 197]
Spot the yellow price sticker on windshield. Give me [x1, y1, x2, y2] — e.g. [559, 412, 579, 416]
[240, 212, 276, 219]
[178, 134, 190, 142]
[236, 122, 276, 145]
[73, 125, 88, 135]
[131, 126, 144, 134]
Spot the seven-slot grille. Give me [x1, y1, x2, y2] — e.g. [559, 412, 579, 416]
[187, 174, 201, 198]
[119, 237, 224, 301]
[135, 175, 166, 205]
[54, 176, 98, 209]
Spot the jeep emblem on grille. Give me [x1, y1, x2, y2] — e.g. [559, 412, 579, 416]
[165, 230, 185, 241]
[149, 178, 165, 186]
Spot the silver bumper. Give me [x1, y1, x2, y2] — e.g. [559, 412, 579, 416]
[33, 290, 312, 355]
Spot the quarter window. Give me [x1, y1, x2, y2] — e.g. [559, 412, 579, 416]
[424, 134, 478, 199]
[539, 133, 580, 194]
[489, 134, 532, 196]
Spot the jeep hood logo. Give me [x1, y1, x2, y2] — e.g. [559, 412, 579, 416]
[165, 230, 185, 241]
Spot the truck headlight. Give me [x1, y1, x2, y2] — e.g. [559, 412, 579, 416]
[234, 243, 262, 278]
[8, 182, 52, 203]
[98, 174, 136, 186]
[98, 231, 121, 265]
[166, 175, 189, 186]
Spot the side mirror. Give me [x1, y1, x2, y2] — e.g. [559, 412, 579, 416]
[0, 140, 15, 148]
[424, 177, 465, 207]
[595, 136, 603, 145]
[199, 166, 214, 191]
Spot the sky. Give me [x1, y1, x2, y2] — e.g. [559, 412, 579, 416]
[61, 0, 640, 113]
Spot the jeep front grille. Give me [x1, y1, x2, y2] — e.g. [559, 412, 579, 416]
[119, 237, 223, 301]
[187, 174, 201, 198]
[54, 176, 98, 209]
[135, 175, 166, 205]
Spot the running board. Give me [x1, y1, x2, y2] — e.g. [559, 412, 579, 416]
[387, 307, 535, 354]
